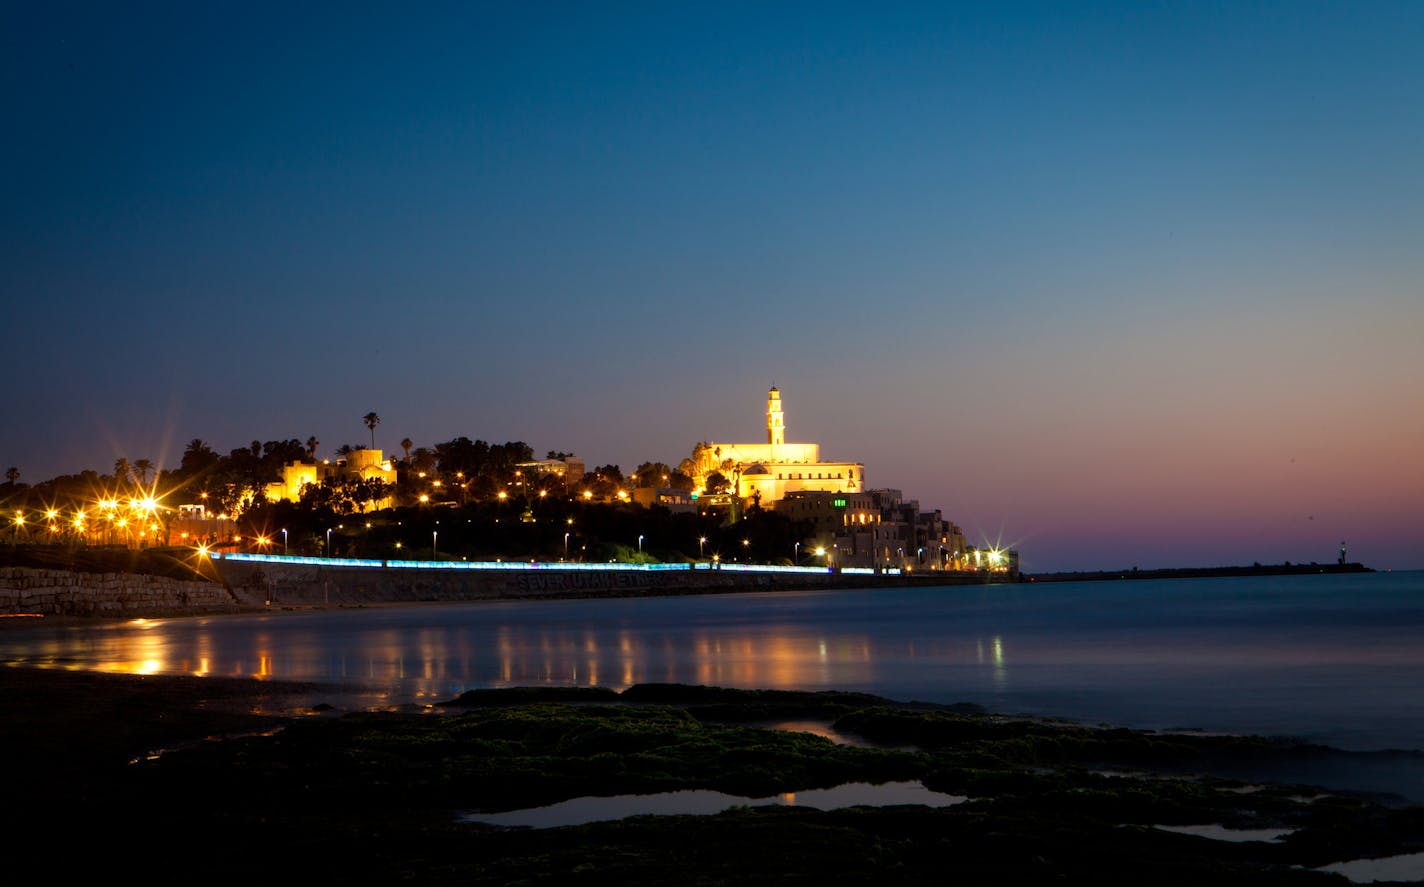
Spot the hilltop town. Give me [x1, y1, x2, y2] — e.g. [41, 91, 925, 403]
[1, 389, 1015, 575]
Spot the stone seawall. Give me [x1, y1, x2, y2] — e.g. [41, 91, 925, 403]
[0, 560, 1011, 619]
[0, 566, 239, 617]
[213, 560, 865, 608]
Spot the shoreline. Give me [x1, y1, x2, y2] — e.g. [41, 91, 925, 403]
[0, 552, 1383, 624]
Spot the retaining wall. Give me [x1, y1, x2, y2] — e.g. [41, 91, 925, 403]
[213, 559, 853, 608]
[0, 566, 238, 617]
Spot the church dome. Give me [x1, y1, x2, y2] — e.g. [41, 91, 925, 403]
[743, 463, 771, 475]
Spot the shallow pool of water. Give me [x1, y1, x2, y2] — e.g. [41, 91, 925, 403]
[462, 780, 967, 828]
[1315, 850, 1424, 883]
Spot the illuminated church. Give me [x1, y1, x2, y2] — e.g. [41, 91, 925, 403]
[680, 387, 865, 506]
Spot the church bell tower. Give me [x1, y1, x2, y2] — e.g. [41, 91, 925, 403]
[767, 386, 785, 446]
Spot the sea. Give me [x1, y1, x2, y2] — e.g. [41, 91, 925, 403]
[5, 570, 1424, 801]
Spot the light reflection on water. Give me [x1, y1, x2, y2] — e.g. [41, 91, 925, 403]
[4, 573, 1424, 757]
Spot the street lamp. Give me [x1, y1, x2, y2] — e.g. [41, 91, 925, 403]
[742, 538, 750, 562]
[432, 529, 438, 560]
[281, 528, 288, 556]
[794, 541, 800, 564]
[326, 527, 332, 558]
[698, 536, 706, 558]
[564, 532, 570, 559]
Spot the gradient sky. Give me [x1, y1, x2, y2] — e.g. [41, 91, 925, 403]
[4, 2, 1421, 571]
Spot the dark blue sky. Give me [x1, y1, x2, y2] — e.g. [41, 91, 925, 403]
[5, 2, 1422, 570]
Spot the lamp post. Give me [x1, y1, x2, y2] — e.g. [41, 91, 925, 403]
[564, 532, 570, 559]
[281, 528, 288, 556]
[794, 541, 800, 564]
[325, 527, 332, 558]
[637, 534, 644, 554]
[742, 538, 750, 563]
[432, 529, 438, 560]
[698, 536, 706, 558]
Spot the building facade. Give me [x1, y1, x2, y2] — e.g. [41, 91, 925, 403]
[680, 387, 865, 507]
[263, 448, 396, 511]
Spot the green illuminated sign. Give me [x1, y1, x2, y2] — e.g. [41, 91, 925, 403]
[833, 498, 847, 508]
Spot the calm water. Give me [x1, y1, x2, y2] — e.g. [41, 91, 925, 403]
[6, 571, 1424, 796]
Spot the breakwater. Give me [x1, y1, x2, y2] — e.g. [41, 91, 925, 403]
[1025, 562, 1373, 583]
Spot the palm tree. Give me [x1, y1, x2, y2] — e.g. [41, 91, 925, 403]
[400, 437, 413, 464]
[133, 459, 154, 485]
[4, 467, 18, 486]
[363, 412, 381, 449]
[113, 457, 131, 487]
[306, 436, 320, 460]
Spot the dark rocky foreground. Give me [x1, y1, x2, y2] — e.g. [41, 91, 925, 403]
[2, 670, 1421, 885]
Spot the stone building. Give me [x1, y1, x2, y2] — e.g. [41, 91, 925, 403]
[263, 448, 396, 511]
[680, 387, 865, 507]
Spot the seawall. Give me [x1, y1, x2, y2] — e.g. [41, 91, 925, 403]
[211, 558, 1000, 608]
[0, 566, 240, 617]
[0, 554, 1015, 619]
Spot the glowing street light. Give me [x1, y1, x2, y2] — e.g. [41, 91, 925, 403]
[794, 541, 800, 563]
[637, 534, 644, 554]
[564, 532, 570, 558]
[432, 529, 438, 560]
[326, 527, 333, 558]
[698, 536, 706, 558]
[281, 528, 288, 555]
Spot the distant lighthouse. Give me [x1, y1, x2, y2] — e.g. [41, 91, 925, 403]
[1339, 541, 1347, 566]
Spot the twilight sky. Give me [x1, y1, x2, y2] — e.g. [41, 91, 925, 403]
[4, 2, 1421, 571]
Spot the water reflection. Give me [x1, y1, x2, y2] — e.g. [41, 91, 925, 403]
[463, 781, 968, 829]
[1, 610, 901, 701]
[4, 576, 1424, 758]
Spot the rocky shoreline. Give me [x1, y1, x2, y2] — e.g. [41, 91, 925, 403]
[3, 667, 1421, 883]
